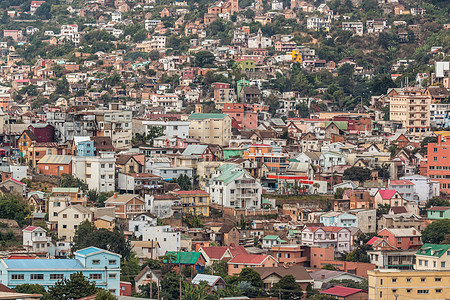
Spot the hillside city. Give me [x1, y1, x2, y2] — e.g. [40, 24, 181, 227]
[0, 0, 448, 299]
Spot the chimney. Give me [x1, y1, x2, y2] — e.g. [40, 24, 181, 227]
[113, 193, 117, 198]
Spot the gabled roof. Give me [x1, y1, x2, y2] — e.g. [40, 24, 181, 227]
[2, 178, 25, 185]
[255, 266, 312, 282]
[389, 180, 414, 186]
[426, 206, 450, 211]
[390, 206, 408, 214]
[37, 155, 72, 165]
[321, 286, 366, 297]
[377, 189, 397, 200]
[379, 227, 421, 237]
[228, 254, 275, 265]
[191, 274, 223, 286]
[182, 144, 209, 156]
[75, 246, 121, 258]
[416, 243, 450, 258]
[105, 194, 143, 204]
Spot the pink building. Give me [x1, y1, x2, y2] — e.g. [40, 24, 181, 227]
[377, 227, 422, 250]
[228, 254, 278, 275]
[3, 30, 22, 42]
[301, 226, 352, 253]
[222, 103, 258, 130]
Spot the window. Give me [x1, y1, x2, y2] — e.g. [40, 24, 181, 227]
[406, 289, 411, 293]
[109, 260, 117, 265]
[406, 278, 411, 282]
[421, 278, 426, 282]
[101, 164, 105, 168]
[380, 279, 383, 285]
[50, 274, 64, 280]
[62, 225, 67, 229]
[109, 273, 117, 278]
[92, 260, 100, 265]
[392, 278, 396, 283]
[417, 290, 429, 294]
[392, 289, 397, 293]
[441, 262, 446, 268]
[63, 214, 67, 218]
[74, 214, 79, 219]
[233, 265, 238, 269]
[89, 274, 102, 280]
[11, 274, 24, 280]
[31, 274, 44, 280]
[436, 289, 442, 293]
[379, 292, 382, 298]
[435, 278, 441, 282]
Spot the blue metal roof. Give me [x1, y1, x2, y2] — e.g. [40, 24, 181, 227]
[75, 247, 103, 256]
[3, 259, 84, 269]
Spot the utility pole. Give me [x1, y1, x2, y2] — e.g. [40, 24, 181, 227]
[179, 247, 182, 300]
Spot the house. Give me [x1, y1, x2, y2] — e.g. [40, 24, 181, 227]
[228, 254, 279, 275]
[163, 251, 206, 274]
[57, 205, 93, 241]
[373, 189, 404, 208]
[0, 178, 26, 196]
[72, 152, 116, 193]
[216, 224, 240, 246]
[169, 190, 210, 216]
[426, 206, 450, 219]
[377, 228, 422, 250]
[321, 286, 368, 300]
[310, 269, 366, 289]
[134, 266, 161, 293]
[388, 180, 415, 201]
[301, 226, 352, 253]
[37, 155, 72, 176]
[130, 241, 160, 263]
[255, 265, 313, 290]
[367, 236, 416, 270]
[191, 274, 226, 292]
[116, 154, 146, 174]
[22, 226, 48, 254]
[199, 246, 247, 266]
[262, 235, 287, 249]
[104, 194, 145, 220]
[415, 243, 450, 270]
[319, 212, 358, 228]
[0, 247, 121, 295]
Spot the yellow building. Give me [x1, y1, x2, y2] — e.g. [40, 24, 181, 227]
[368, 269, 450, 300]
[170, 190, 210, 216]
[188, 113, 232, 146]
[94, 215, 115, 231]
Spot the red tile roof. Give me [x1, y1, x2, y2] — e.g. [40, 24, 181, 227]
[389, 180, 414, 185]
[228, 254, 271, 265]
[426, 206, 450, 211]
[321, 286, 366, 297]
[201, 247, 229, 260]
[306, 226, 348, 233]
[367, 236, 380, 245]
[377, 189, 397, 200]
[23, 226, 39, 231]
[10, 178, 25, 185]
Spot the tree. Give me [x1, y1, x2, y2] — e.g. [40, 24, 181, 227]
[203, 260, 228, 278]
[345, 244, 371, 263]
[376, 204, 390, 217]
[321, 264, 337, 271]
[0, 194, 31, 227]
[238, 268, 263, 288]
[160, 272, 181, 300]
[420, 136, 438, 155]
[422, 219, 450, 244]
[334, 188, 345, 199]
[60, 174, 88, 192]
[270, 275, 302, 300]
[72, 221, 132, 260]
[47, 272, 97, 300]
[176, 174, 192, 190]
[14, 284, 48, 297]
[95, 289, 118, 300]
[121, 253, 141, 283]
[194, 51, 215, 67]
[343, 167, 371, 184]
[425, 197, 450, 209]
[87, 189, 99, 204]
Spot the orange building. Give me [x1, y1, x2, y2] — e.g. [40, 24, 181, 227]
[222, 103, 258, 130]
[377, 228, 422, 250]
[0, 93, 11, 111]
[426, 135, 450, 193]
[243, 144, 289, 173]
[104, 194, 145, 220]
[228, 254, 278, 275]
[269, 245, 308, 265]
[36, 155, 72, 176]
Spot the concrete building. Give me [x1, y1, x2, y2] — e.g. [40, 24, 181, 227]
[0, 247, 121, 295]
[368, 269, 450, 300]
[389, 89, 431, 137]
[319, 212, 358, 228]
[415, 243, 450, 270]
[95, 110, 133, 150]
[342, 21, 364, 36]
[142, 120, 190, 139]
[140, 225, 181, 256]
[301, 226, 352, 254]
[188, 113, 232, 146]
[400, 175, 438, 202]
[426, 135, 450, 194]
[388, 180, 414, 202]
[72, 152, 116, 193]
[23, 226, 48, 254]
[209, 163, 262, 209]
[57, 205, 93, 241]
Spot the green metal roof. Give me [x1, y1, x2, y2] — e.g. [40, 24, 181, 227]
[188, 113, 227, 120]
[164, 252, 202, 264]
[416, 243, 450, 258]
[263, 235, 281, 240]
[214, 164, 245, 184]
[325, 121, 348, 131]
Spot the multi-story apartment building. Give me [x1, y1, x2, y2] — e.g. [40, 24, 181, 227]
[430, 103, 450, 127]
[368, 269, 450, 300]
[426, 135, 450, 193]
[307, 17, 331, 31]
[72, 152, 116, 193]
[142, 120, 190, 139]
[377, 228, 422, 250]
[301, 226, 352, 253]
[243, 144, 289, 173]
[104, 194, 146, 220]
[214, 88, 236, 109]
[60, 24, 80, 45]
[415, 243, 450, 270]
[57, 205, 93, 241]
[169, 190, 210, 216]
[366, 19, 389, 33]
[150, 94, 182, 113]
[47, 111, 96, 142]
[23, 226, 48, 253]
[0, 247, 121, 295]
[95, 110, 133, 150]
[389, 88, 431, 136]
[188, 113, 232, 146]
[342, 21, 364, 36]
[209, 163, 262, 209]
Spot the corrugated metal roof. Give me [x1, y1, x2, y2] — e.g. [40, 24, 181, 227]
[38, 155, 72, 165]
[182, 144, 208, 156]
[52, 187, 79, 193]
[188, 113, 227, 120]
[191, 274, 222, 286]
[2, 259, 84, 269]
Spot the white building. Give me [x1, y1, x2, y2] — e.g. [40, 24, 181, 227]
[342, 21, 364, 36]
[57, 205, 93, 241]
[139, 225, 181, 256]
[142, 120, 189, 139]
[23, 226, 48, 253]
[145, 20, 162, 31]
[430, 103, 450, 128]
[72, 152, 116, 193]
[400, 175, 440, 202]
[248, 29, 272, 49]
[209, 163, 262, 209]
[111, 11, 122, 22]
[60, 24, 80, 45]
[307, 17, 331, 31]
